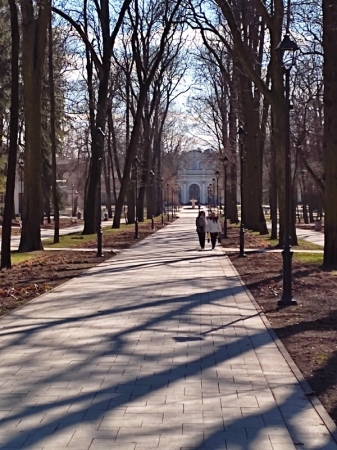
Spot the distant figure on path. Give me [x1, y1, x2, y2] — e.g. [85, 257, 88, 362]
[207, 211, 222, 249]
[196, 210, 207, 250]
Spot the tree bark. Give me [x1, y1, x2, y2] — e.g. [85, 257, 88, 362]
[323, 0, 337, 265]
[48, 14, 60, 244]
[18, 0, 50, 252]
[1, 0, 20, 269]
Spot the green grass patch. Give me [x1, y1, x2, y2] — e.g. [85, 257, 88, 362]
[10, 251, 45, 265]
[42, 221, 154, 248]
[252, 232, 322, 251]
[43, 233, 96, 248]
[296, 239, 323, 250]
[293, 253, 323, 265]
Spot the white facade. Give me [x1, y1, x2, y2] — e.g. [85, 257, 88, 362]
[177, 149, 218, 205]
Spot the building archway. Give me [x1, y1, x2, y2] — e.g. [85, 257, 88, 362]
[189, 183, 200, 202]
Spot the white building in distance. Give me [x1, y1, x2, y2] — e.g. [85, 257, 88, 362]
[177, 149, 218, 205]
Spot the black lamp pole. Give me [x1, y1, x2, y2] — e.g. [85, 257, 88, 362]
[276, 34, 299, 306]
[212, 178, 215, 208]
[238, 126, 246, 257]
[166, 183, 169, 221]
[215, 170, 220, 212]
[161, 178, 164, 225]
[208, 183, 213, 210]
[134, 156, 140, 239]
[171, 188, 174, 221]
[150, 170, 155, 230]
[18, 160, 24, 217]
[96, 127, 105, 257]
[222, 156, 229, 238]
[71, 184, 74, 217]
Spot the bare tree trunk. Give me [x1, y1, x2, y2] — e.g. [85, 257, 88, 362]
[323, 0, 337, 265]
[103, 154, 112, 217]
[1, 0, 20, 269]
[49, 14, 60, 243]
[270, 122, 278, 240]
[18, 0, 50, 252]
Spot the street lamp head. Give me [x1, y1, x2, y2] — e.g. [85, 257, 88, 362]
[237, 126, 247, 143]
[215, 170, 220, 179]
[222, 156, 229, 167]
[96, 127, 105, 137]
[276, 34, 299, 70]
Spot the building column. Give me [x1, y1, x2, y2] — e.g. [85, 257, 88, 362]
[200, 182, 203, 204]
[183, 181, 187, 204]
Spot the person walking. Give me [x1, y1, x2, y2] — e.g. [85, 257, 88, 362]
[207, 211, 222, 249]
[196, 210, 207, 250]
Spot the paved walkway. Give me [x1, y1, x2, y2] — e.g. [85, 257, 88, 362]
[0, 210, 336, 450]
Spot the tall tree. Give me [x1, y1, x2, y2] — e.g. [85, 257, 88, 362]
[53, 0, 132, 234]
[112, 0, 186, 228]
[323, 0, 337, 265]
[48, 13, 60, 243]
[18, 0, 51, 251]
[1, 0, 19, 268]
[211, 0, 297, 245]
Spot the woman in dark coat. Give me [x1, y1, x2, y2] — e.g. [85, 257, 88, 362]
[196, 210, 207, 250]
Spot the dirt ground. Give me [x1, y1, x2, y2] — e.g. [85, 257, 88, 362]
[0, 219, 168, 317]
[225, 226, 337, 424]
[1, 218, 337, 424]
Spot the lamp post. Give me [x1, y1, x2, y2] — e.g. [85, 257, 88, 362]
[215, 170, 220, 212]
[212, 178, 215, 208]
[161, 178, 164, 225]
[238, 126, 247, 257]
[150, 170, 155, 230]
[171, 187, 174, 221]
[96, 127, 105, 257]
[71, 184, 74, 217]
[18, 159, 24, 218]
[207, 185, 210, 208]
[133, 156, 140, 239]
[276, 34, 299, 306]
[208, 183, 213, 210]
[166, 183, 169, 221]
[222, 156, 229, 238]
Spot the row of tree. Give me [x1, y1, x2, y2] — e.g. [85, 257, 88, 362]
[0, 0, 337, 267]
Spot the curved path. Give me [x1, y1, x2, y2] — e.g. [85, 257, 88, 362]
[0, 209, 335, 449]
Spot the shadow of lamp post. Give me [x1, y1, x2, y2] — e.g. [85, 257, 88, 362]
[238, 126, 247, 257]
[276, 33, 299, 306]
[96, 127, 105, 257]
[133, 156, 140, 239]
[221, 156, 229, 238]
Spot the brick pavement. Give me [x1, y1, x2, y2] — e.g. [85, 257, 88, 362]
[0, 209, 336, 449]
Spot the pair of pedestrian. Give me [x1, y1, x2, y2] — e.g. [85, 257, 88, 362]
[196, 210, 222, 250]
